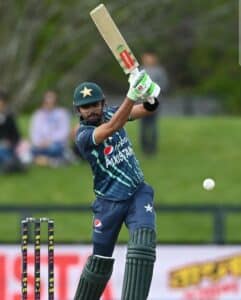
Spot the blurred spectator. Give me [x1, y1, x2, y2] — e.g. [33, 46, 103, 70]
[30, 90, 71, 167]
[0, 90, 24, 173]
[140, 50, 169, 154]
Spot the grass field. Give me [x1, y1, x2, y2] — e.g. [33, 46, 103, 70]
[1, 117, 241, 243]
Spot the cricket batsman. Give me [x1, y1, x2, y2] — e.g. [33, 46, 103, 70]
[73, 70, 160, 300]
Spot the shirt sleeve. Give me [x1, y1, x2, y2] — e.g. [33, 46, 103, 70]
[105, 105, 133, 122]
[104, 106, 119, 121]
[75, 126, 96, 159]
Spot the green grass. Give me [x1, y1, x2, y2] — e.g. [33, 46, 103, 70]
[1, 117, 241, 243]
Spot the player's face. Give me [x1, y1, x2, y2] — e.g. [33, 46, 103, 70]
[42, 91, 57, 111]
[78, 101, 103, 126]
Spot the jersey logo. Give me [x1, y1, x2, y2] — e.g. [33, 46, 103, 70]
[94, 219, 102, 228]
[104, 145, 114, 156]
[144, 203, 153, 213]
[80, 86, 93, 98]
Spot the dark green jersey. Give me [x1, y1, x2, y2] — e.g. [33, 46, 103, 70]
[75, 106, 144, 201]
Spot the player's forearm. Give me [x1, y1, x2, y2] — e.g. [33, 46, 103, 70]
[129, 98, 160, 120]
[93, 97, 134, 144]
[93, 71, 159, 144]
[129, 104, 153, 120]
[108, 97, 134, 130]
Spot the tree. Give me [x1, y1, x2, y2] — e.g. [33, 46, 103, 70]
[0, 0, 239, 112]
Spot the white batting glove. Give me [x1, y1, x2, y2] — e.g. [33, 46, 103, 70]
[128, 69, 161, 102]
[127, 70, 153, 101]
[128, 69, 140, 85]
[145, 82, 161, 99]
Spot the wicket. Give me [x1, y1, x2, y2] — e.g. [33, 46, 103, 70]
[21, 217, 54, 300]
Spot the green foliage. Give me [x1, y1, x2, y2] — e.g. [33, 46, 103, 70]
[0, 1, 240, 112]
[0, 117, 241, 243]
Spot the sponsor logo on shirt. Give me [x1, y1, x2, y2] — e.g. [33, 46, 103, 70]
[104, 136, 134, 168]
[105, 146, 134, 168]
[104, 145, 114, 156]
[94, 219, 102, 228]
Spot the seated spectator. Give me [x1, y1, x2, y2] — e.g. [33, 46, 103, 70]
[0, 90, 24, 173]
[30, 90, 71, 167]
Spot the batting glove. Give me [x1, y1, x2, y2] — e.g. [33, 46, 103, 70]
[144, 81, 161, 99]
[127, 70, 153, 101]
[127, 70, 161, 101]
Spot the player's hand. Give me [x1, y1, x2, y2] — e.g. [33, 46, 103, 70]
[142, 80, 161, 100]
[127, 70, 153, 101]
[127, 70, 161, 101]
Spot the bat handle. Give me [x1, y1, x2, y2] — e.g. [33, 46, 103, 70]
[128, 67, 140, 85]
[130, 67, 140, 77]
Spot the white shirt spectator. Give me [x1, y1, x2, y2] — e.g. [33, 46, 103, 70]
[30, 107, 70, 147]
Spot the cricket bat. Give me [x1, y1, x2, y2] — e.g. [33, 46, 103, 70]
[90, 3, 139, 75]
[90, 4, 159, 101]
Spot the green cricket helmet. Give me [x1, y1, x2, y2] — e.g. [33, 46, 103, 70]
[73, 82, 105, 107]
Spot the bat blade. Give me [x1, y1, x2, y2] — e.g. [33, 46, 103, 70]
[90, 4, 139, 74]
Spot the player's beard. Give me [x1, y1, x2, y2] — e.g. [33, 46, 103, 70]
[85, 112, 103, 126]
[79, 100, 105, 126]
